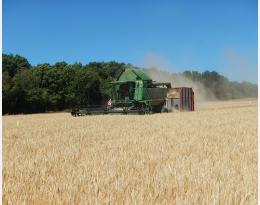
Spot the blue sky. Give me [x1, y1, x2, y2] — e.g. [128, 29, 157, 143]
[3, 0, 258, 83]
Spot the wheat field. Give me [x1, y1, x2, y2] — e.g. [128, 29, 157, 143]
[3, 99, 257, 205]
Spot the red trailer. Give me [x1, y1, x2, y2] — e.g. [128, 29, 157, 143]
[166, 87, 194, 111]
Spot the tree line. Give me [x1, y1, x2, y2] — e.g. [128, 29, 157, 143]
[182, 70, 257, 100]
[3, 54, 257, 114]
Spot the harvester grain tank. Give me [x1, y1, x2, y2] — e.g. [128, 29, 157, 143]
[71, 68, 194, 116]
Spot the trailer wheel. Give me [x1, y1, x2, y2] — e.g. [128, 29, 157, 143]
[161, 107, 168, 113]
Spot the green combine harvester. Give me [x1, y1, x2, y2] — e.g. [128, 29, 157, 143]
[71, 68, 194, 116]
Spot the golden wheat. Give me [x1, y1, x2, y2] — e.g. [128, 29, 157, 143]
[3, 99, 257, 205]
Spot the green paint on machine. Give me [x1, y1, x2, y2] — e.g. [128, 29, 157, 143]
[111, 68, 170, 112]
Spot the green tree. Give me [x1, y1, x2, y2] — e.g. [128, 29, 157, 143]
[3, 54, 31, 77]
[73, 69, 102, 106]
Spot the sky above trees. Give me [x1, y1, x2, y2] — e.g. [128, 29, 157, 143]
[3, 0, 257, 83]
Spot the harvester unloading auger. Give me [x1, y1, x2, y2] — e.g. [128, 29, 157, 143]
[71, 68, 194, 116]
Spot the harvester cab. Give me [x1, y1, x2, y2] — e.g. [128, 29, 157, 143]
[111, 81, 136, 105]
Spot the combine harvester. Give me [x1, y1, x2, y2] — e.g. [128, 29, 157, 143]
[71, 68, 194, 116]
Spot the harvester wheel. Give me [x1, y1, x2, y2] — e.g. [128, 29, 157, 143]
[152, 104, 164, 113]
[144, 105, 152, 114]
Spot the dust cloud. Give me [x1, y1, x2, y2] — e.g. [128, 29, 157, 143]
[142, 67, 216, 105]
[140, 53, 218, 108]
